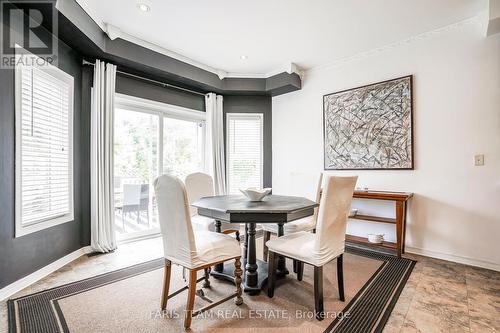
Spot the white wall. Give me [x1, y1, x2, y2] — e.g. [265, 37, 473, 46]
[272, 15, 500, 270]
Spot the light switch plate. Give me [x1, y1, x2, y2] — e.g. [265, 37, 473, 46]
[474, 154, 484, 166]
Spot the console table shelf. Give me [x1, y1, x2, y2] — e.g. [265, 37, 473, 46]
[346, 235, 397, 250]
[347, 190, 413, 257]
[351, 214, 396, 224]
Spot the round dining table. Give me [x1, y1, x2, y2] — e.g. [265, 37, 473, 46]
[192, 194, 318, 294]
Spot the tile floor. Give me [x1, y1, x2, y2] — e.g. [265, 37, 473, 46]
[1, 237, 499, 333]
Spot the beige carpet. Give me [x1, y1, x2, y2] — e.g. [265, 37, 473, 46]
[57, 252, 382, 333]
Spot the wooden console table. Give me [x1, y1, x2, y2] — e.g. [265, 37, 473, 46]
[347, 190, 413, 257]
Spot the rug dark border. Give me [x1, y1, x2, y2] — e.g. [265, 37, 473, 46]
[374, 258, 415, 332]
[8, 247, 415, 333]
[7, 259, 164, 333]
[323, 247, 416, 333]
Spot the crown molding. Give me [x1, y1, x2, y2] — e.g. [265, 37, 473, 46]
[307, 12, 486, 74]
[226, 62, 305, 79]
[111, 28, 305, 79]
[104, 23, 229, 79]
[72, 0, 485, 80]
[102, 23, 304, 80]
[74, 0, 303, 79]
[55, 0, 302, 96]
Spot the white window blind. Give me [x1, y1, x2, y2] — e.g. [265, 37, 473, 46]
[15, 53, 74, 236]
[226, 113, 263, 194]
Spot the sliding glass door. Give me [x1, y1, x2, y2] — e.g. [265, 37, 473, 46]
[113, 95, 205, 241]
[162, 117, 204, 178]
[114, 108, 159, 240]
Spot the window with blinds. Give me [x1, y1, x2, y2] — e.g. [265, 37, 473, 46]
[15, 53, 74, 237]
[226, 113, 263, 194]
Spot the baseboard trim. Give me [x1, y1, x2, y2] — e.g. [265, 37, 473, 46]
[0, 246, 92, 301]
[406, 246, 500, 272]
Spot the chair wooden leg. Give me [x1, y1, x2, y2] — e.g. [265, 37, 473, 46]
[234, 257, 243, 305]
[184, 269, 198, 330]
[314, 266, 324, 321]
[262, 231, 271, 262]
[296, 261, 304, 281]
[235, 230, 240, 242]
[337, 254, 345, 301]
[203, 268, 211, 288]
[160, 259, 171, 310]
[267, 251, 277, 298]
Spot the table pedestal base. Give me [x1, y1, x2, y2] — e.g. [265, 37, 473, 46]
[211, 259, 288, 295]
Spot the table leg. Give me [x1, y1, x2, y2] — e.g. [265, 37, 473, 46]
[276, 223, 289, 276]
[395, 202, 404, 257]
[243, 224, 249, 265]
[402, 201, 407, 254]
[214, 220, 224, 273]
[211, 221, 267, 293]
[244, 223, 259, 293]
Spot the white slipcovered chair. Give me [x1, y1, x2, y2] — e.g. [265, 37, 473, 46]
[154, 175, 243, 329]
[262, 173, 323, 262]
[266, 175, 357, 320]
[185, 172, 240, 239]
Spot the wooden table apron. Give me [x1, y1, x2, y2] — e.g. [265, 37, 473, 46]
[192, 195, 317, 294]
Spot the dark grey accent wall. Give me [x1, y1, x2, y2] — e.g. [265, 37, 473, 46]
[79, 67, 93, 247]
[223, 96, 272, 187]
[0, 26, 90, 288]
[115, 74, 205, 112]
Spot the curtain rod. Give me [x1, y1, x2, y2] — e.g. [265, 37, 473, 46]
[82, 59, 207, 97]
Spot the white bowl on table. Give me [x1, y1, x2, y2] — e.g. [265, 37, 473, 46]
[240, 188, 272, 202]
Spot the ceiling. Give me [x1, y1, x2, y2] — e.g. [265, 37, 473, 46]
[75, 0, 486, 77]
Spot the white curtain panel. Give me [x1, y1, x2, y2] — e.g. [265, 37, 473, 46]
[90, 60, 117, 253]
[205, 93, 227, 195]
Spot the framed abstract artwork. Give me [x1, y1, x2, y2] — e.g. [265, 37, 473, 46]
[323, 75, 414, 170]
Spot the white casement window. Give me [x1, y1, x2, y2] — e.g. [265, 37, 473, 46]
[15, 52, 74, 237]
[226, 113, 264, 194]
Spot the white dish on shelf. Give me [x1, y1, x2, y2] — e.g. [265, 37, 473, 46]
[367, 233, 385, 244]
[349, 208, 358, 217]
[240, 187, 272, 201]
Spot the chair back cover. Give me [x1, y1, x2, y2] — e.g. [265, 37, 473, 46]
[154, 174, 197, 266]
[185, 172, 214, 216]
[314, 175, 357, 258]
[312, 173, 324, 221]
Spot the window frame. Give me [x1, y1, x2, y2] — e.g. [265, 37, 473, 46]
[114, 93, 207, 177]
[15, 51, 75, 237]
[225, 113, 264, 194]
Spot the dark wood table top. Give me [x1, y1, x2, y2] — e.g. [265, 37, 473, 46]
[192, 194, 318, 214]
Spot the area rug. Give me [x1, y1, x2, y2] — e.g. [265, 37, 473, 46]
[8, 247, 415, 333]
